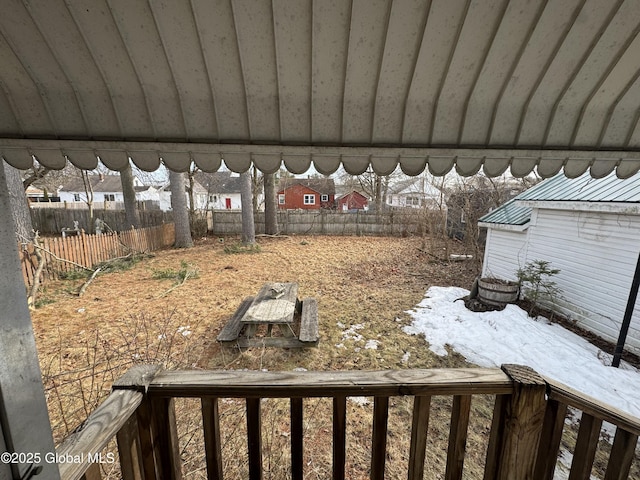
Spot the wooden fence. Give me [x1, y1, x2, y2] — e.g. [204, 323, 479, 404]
[18, 224, 175, 287]
[30, 208, 172, 234]
[210, 209, 446, 236]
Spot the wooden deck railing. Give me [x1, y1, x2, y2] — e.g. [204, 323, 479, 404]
[56, 365, 640, 480]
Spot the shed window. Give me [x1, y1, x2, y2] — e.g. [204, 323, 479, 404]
[303, 194, 315, 205]
[321, 194, 329, 202]
[278, 194, 285, 204]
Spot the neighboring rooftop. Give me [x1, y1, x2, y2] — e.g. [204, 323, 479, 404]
[278, 177, 336, 196]
[480, 171, 640, 226]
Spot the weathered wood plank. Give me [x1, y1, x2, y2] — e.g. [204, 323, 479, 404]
[57, 389, 143, 480]
[116, 414, 143, 480]
[135, 399, 158, 480]
[113, 364, 162, 392]
[216, 297, 255, 342]
[290, 398, 304, 480]
[333, 396, 347, 480]
[604, 427, 638, 480]
[484, 394, 507, 480]
[533, 399, 568, 480]
[408, 395, 431, 480]
[202, 398, 224, 480]
[241, 283, 298, 324]
[246, 398, 262, 480]
[148, 369, 513, 398]
[299, 297, 319, 344]
[445, 395, 471, 480]
[568, 413, 602, 480]
[150, 398, 182, 480]
[233, 337, 316, 349]
[546, 378, 640, 436]
[370, 396, 389, 480]
[492, 364, 547, 479]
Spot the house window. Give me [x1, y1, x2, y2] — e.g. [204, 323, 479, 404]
[278, 194, 285, 204]
[303, 194, 315, 205]
[104, 194, 115, 201]
[73, 194, 81, 201]
[321, 194, 329, 202]
[407, 196, 421, 206]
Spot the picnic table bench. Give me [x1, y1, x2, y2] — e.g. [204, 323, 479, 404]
[217, 282, 319, 348]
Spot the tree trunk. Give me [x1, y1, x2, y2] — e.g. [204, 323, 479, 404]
[169, 170, 193, 248]
[120, 163, 141, 230]
[240, 170, 256, 245]
[3, 161, 33, 242]
[264, 172, 278, 235]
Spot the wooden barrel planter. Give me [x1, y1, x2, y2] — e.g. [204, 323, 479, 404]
[477, 278, 519, 308]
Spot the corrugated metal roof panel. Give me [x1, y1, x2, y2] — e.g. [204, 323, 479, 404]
[479, 199, 532, 225]
[480, 170, 640, 225]
[517, 171, 640, 202]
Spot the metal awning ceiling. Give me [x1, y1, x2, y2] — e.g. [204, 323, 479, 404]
[2, 0, 640, 178]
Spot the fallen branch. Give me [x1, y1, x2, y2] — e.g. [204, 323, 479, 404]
[157, 270, 195, 298]
[78, 267, 102, 297]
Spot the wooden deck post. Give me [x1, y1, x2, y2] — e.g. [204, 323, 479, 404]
[0, 161, 59, 480]
[484, 364, 547, 480]
[112, 365, 162, 480]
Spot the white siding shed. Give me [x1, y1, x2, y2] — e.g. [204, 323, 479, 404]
[479, 173, 640, 356]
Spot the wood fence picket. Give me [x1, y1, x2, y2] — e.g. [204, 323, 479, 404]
[18, 224, 175, 288]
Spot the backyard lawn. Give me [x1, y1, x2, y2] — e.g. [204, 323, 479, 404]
[31, 235, 487, 478]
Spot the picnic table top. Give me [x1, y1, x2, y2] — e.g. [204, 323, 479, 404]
[241, 282, 299, 325]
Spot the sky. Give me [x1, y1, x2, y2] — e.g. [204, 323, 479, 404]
[403, 286, 640, 421]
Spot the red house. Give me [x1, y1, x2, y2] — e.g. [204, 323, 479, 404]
[337, 191, 369, 211]
[277, 178, 335, 210]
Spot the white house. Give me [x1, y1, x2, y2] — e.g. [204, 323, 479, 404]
[479, 172, 640, 356]
[58, 173, 140, 204]
[386, 177, 447, 211]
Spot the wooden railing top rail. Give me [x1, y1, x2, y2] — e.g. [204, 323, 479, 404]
[545, 376, 640, 436]
[147, 368, 515, 398]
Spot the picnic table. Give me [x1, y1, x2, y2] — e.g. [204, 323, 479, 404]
[217, 282, 319, 348]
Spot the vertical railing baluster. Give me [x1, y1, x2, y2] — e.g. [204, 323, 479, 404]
[445, 395, 472, 480]
[370, 396, 389, 480]
[202, 397, 224, 480]
[333, 396, 347, 480]
[116, 414, 144, 480]
[604, 427, 638, 480]
[136, 399, 159, 480]
[533, 399, 568, 480]
[246, 398, 262, 480]
[568, 413, 602, 480]
[290, 398, 304, 480]
[150, 397, 182, 480]
[408, 395, 431, 480]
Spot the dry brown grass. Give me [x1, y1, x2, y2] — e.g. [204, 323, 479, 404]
[30, 235, 505, 478]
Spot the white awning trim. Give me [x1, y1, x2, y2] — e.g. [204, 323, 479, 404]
[1, 139, 640, 179]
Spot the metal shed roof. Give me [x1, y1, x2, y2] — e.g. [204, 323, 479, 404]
[480, 170, 640, 225]
[2, 0, 640, 178]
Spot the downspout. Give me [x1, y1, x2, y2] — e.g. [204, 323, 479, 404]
[612, 251, 640, 368]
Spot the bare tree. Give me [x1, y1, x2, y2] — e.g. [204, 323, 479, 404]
[263, 172, 278, 234]
[169, 170, 193, 248]
[240, 170, 255, 245]
[120, 162, 141, 230]
[3, 162, 33, 242]
[78, 169, 96, 233]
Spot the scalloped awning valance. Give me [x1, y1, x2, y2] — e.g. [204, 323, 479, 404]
[2, 140, 640, 179]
